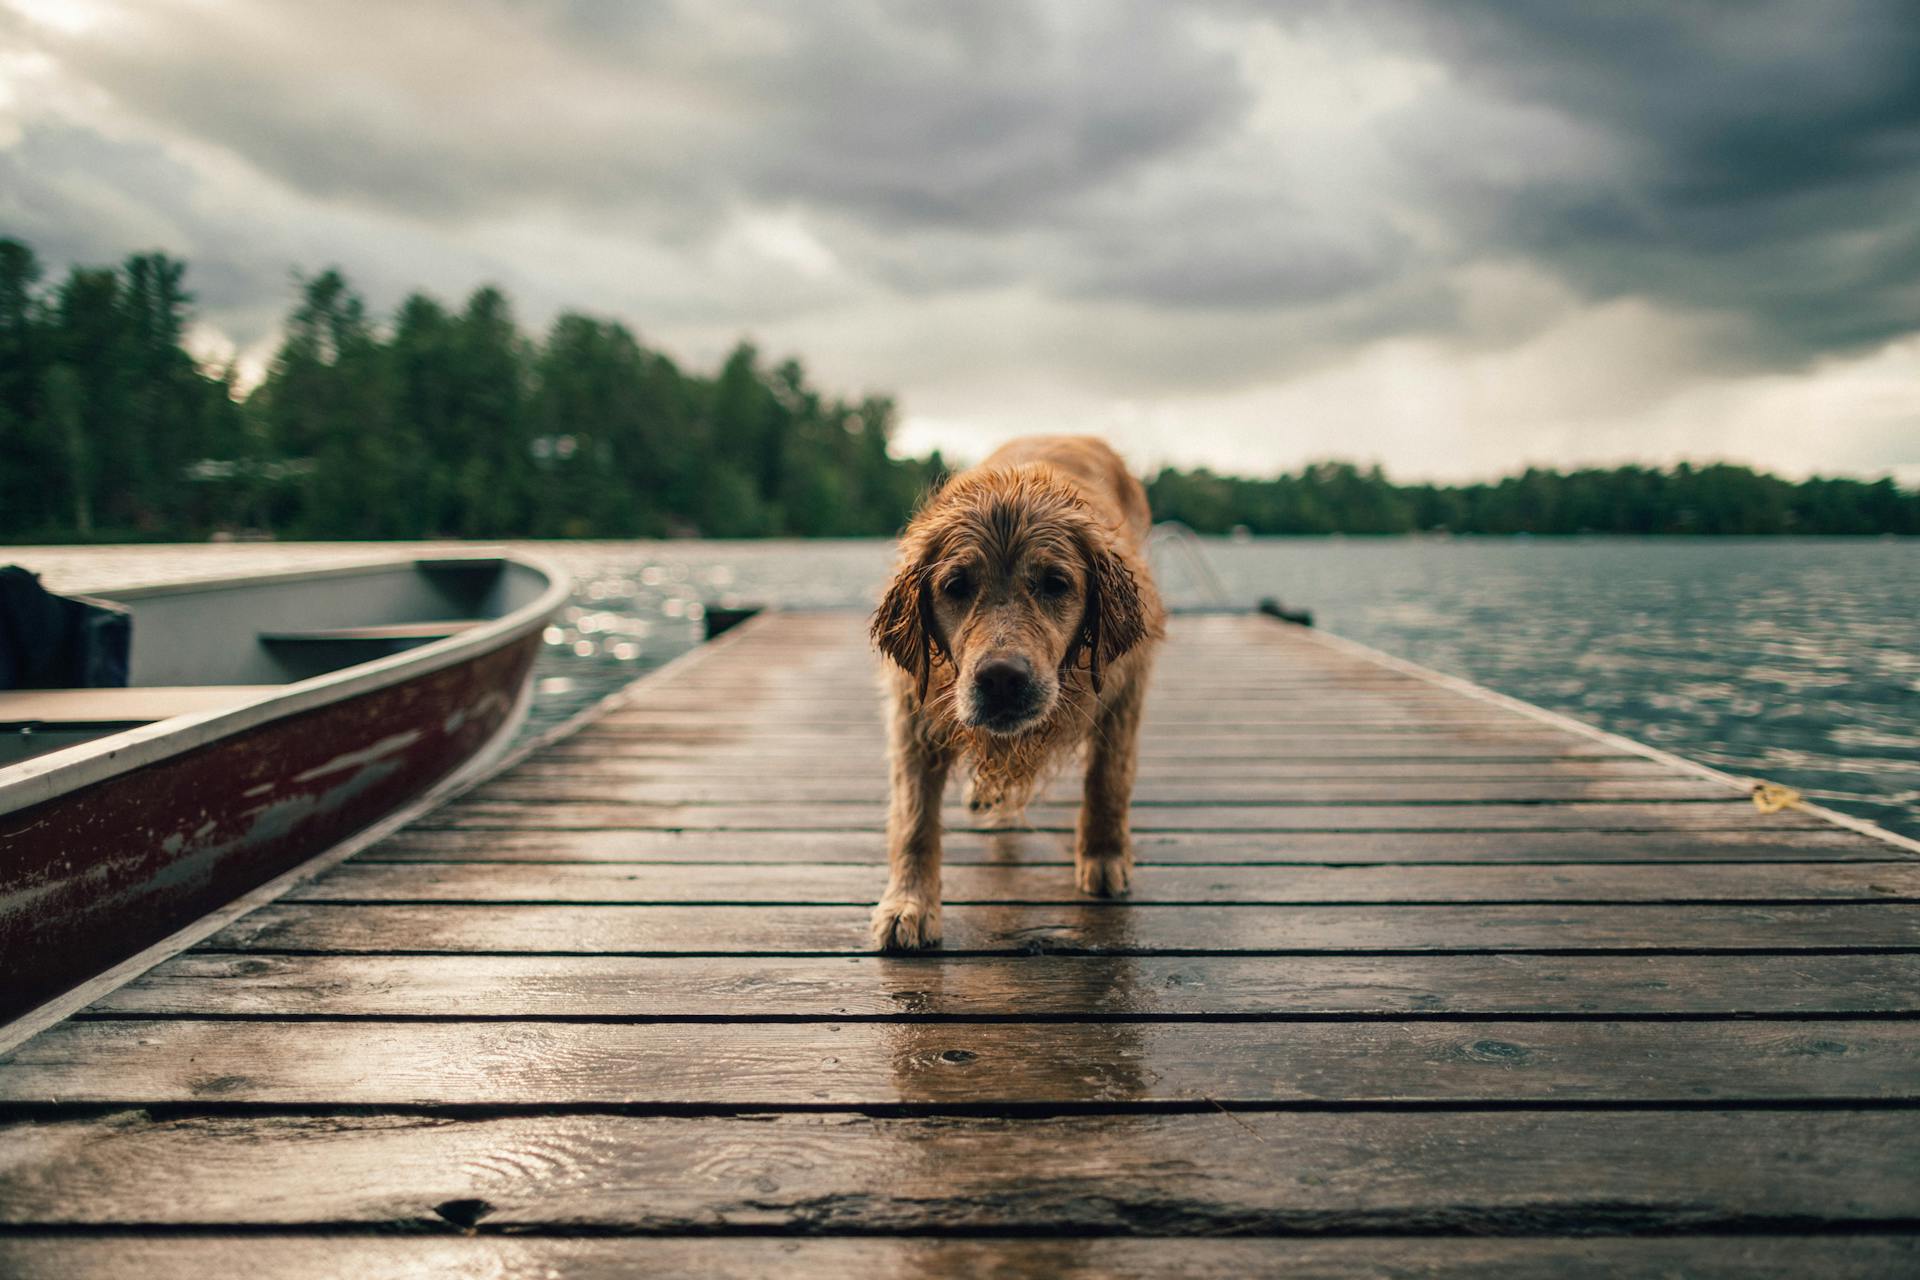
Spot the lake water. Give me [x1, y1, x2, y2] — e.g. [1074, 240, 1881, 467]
[17, 537, 1917, 840]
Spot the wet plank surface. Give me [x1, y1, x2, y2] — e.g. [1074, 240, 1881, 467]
[4, 1110, 1917, 1232]
[3, 1236, 1915, 1280]
[90, 951, 1920, 1017]
[4, 609, 1917, 1275]
[8, 1017, 1916, 1105]
[287, 859, 1920, 902]
[416, 798, 1822, 830]
[200, 899, 1920, 953]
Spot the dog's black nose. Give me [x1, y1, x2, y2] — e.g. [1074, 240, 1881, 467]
[975, 656, 1036, 706]
[973, 656, 1036, 712]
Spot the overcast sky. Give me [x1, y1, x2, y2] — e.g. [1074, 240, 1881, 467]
[3, 0, 1917, 480]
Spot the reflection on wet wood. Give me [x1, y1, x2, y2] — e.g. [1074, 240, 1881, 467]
[366, 825, 1895, 863]
[199, 900, 1920, 954]
[3, 609, 1914, 1271]
[96, 951, 1920, 1018]
[9, 1017, 1916, 1106]
[289, 859, 1920, 904]
[543, 735, 1647, 760]
[4, 1236, 1913, 1280]
[509, 754, 1688, 779]
[472, 774, 1738, 803]
[3, 1111, 1915, 1230]
[416, 798, 1819, 831]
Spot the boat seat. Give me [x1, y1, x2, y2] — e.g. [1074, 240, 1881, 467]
[258, 620, 485, 643]
[0, 686, 280, 726]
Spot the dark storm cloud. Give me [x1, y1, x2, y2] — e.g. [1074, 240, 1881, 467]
[38, 1, 726, 226]
[734, 2, 1244, 228]
[40, 1, 1241, 232]
[1372, 0, 1920, 357]
[7, 0, 1919, 371]
[0, 119, 532, 351]
[1412, 2, 1920, 206]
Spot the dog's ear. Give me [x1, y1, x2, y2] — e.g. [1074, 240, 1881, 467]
[872, 556, 950, 702]
[1067, 534, 1149, 694]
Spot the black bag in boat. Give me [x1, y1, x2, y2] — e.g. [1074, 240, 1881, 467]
[0, 565, 131, 689]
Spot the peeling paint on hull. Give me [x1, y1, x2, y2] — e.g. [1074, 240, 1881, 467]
[0, 634, 539, 1022]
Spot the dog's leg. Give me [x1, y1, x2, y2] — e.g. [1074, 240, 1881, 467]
[872, 686, 952, 949]
[1075, 674, 1146, 896]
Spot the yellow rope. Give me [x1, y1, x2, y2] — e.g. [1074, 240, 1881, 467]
[1751, 782, 1806, 814]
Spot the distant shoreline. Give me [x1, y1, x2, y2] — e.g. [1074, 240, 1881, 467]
[7, 530, 1914, 553]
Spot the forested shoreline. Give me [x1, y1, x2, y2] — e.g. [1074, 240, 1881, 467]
[1146, 461, 1920, 537]
[2, 239, 1914, 541]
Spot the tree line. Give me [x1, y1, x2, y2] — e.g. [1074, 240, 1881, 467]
[0, 237, 937, 540]
[1147, 461, 1920, 536]
[0, 237, 1913, 541]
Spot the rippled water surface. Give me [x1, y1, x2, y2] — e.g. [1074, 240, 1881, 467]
[20, 537, 1917, 839]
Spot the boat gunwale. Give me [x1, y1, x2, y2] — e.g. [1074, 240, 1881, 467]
[0, 550, 571, 818]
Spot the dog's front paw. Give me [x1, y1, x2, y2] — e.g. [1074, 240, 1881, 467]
[871, 894, 943, 950]
[965, 777, 997, 812]
[1075, 853, 1133, 897]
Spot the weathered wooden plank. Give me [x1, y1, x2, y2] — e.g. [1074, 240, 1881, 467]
[570, 722, 1589, 741]
[366, 826, 1893, 864]
[413, 800, 1817, 832]
[291, 861, 1920, 905]
[470, 776, 1735, 804]
[540, 739, 1641, 761]
[2, 1111, 1913, 1231]
[637, 671, 1498, 687]
[654, 669, 1497, 684]
[636, 693, 1537, 711]
[574, 699, 1583, 726]
[661, 662, 1477, 678]
[616, 693, 1549, 713]
[92, 952, 1920, 1018]
[608, 681, 1531, 700]
[16, 1018, 1913, 1106]
[614, 678, 1555, 700]
[202, 901, 1920, 955]
[611, 701, 1570, 718]
[591, 710, 1558, 730]
[607, 690, 1535, 708]
[2, 1236, 1913, 1280]
[508, 756, 1682, 781]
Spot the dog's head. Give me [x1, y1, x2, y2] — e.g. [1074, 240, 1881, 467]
[873, 464, 1151, 734]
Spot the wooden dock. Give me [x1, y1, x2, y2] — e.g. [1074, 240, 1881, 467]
[3, 610, 1917, 1277]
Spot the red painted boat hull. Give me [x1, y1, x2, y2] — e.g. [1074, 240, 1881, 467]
[0, 632, 539, 1022]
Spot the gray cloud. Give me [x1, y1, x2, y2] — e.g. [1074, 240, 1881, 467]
[39, 1, 1241, 231]
[737, 2, 1244, 228]
[0, 119, 544, 353]
[1370, 1, 1920, 357]
[2, 0, 1917, 474]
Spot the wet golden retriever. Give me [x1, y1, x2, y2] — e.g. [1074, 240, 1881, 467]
[869, 435, 1165, 949]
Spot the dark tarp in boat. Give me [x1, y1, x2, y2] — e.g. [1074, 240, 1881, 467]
[0, 566, 130, 690]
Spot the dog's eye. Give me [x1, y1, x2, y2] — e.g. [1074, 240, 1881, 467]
[1037, 569, 1072, 598]
[940, 570, 974, 599]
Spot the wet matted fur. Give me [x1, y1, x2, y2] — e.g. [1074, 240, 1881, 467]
[868, 435, 1165, 950]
